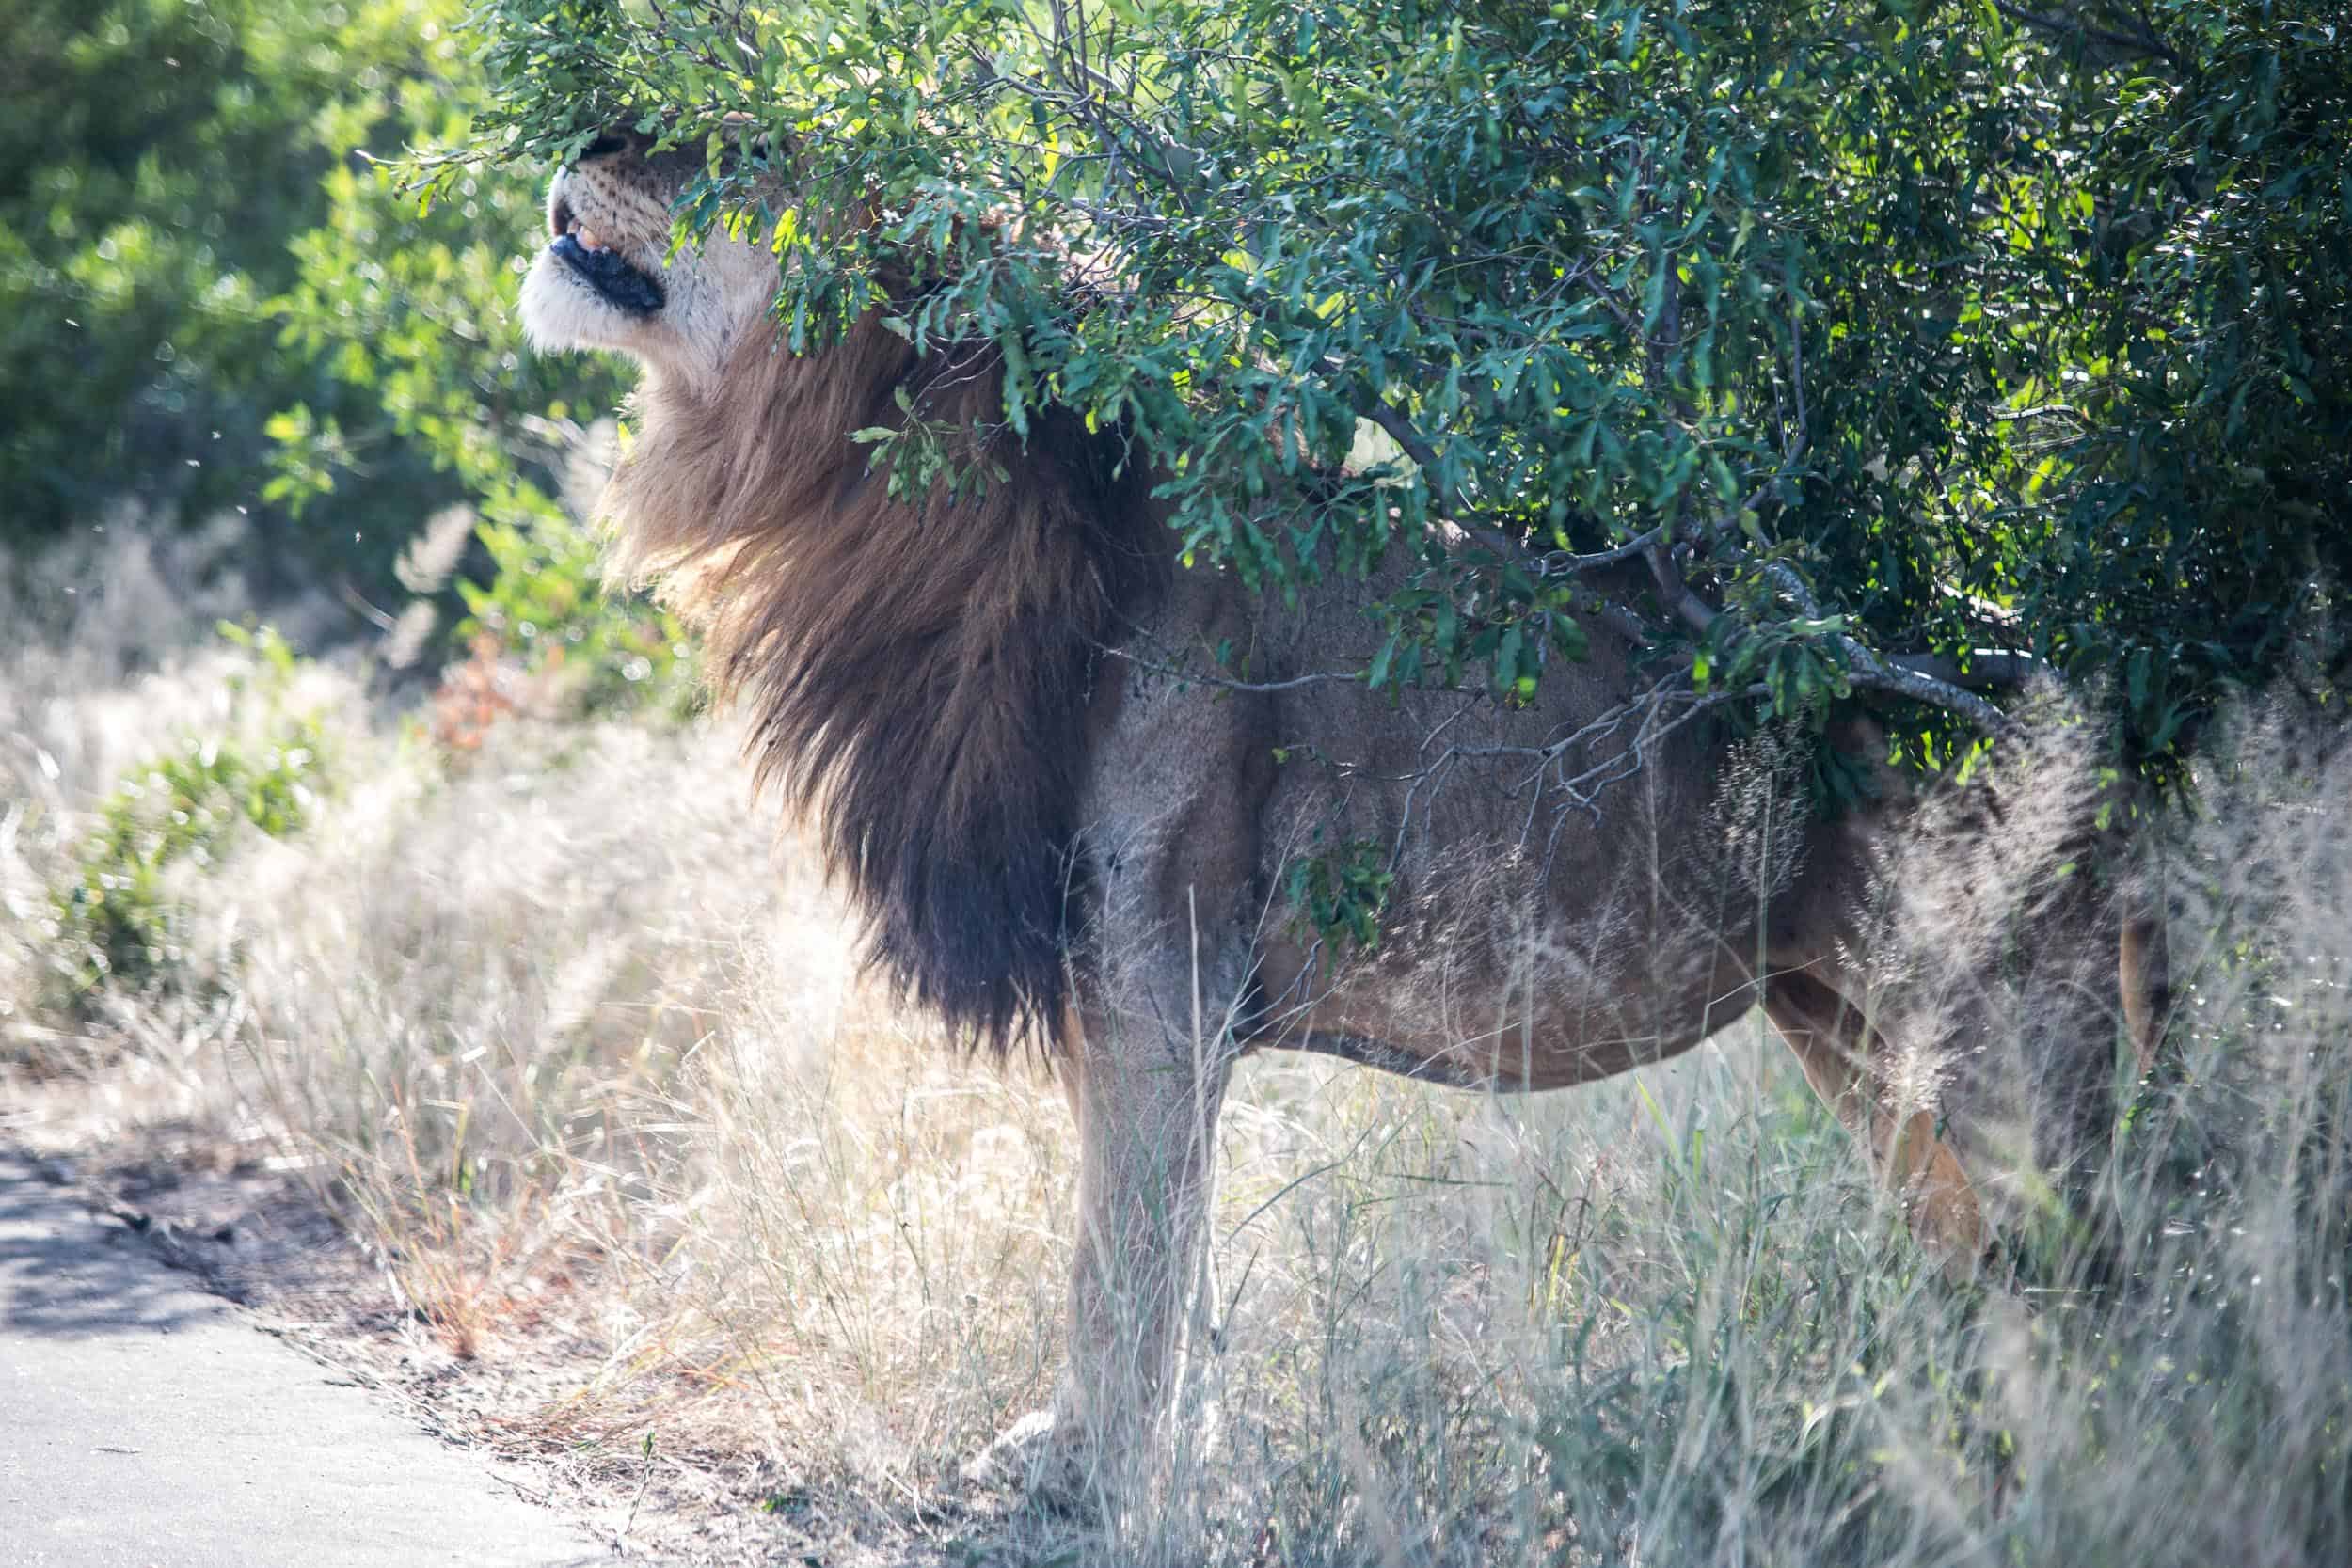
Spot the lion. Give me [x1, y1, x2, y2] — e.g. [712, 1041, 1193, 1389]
[519, 131, 2170, 1497]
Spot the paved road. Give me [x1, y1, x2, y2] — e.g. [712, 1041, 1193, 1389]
[0, 1149, 606, 1567]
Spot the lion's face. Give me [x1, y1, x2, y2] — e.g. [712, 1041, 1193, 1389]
[518, 134, 777, 389]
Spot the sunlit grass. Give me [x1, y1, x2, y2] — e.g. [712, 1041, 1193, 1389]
[7, 534, 2347, 1566]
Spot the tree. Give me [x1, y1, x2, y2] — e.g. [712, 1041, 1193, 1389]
[1, 0, 627, 602]
[264, 0, 634, 559]
[462, 0, 2348, 783]
[0, 0, 358, 543]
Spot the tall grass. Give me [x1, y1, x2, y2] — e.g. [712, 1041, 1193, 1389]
[5, 546, 2345, 1566]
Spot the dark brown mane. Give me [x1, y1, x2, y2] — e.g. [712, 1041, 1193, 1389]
[605, 314, 1164, 1052]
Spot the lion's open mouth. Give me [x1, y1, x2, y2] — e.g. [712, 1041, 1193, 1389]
[549, 197, 666, 316]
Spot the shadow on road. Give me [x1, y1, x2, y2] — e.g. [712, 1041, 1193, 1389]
[0, 1150, 229, 1340]
[0, 1146, 613, 1566]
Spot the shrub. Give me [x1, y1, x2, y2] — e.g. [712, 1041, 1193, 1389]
[453, 502, 701, 721]
[44, 623, 330, 1007]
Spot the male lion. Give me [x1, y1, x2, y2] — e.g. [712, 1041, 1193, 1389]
[519, 132, 2169, 1495]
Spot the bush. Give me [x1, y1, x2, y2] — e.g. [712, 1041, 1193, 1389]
[0, 0, 630, 605]
[455, 502, 701, 721]
[463, 0, 2351, 779]
[44, 623, 331, 1008]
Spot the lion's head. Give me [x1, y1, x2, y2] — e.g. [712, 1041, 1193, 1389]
[516, 130, 1164, 1055]
[519, 132, 776, 390]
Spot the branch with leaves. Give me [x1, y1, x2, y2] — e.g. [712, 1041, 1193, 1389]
[463, 0, 2351, 789]
[1988, 1, 2190, 73]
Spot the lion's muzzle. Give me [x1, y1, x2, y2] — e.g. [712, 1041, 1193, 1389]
[548, 228, 665, 316]
[546, 160, 666, 317]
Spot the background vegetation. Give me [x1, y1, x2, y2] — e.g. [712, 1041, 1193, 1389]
[4, 2, 2349, 1564]
[1, 0, 642, 622]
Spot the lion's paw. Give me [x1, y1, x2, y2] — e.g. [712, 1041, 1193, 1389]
[963, 1409, 1095, 1510]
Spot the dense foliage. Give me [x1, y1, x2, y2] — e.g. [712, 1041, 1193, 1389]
[2, 0, 354, 540]
[45, 625, 329, 1009]
[468, 0, 2348, 776]
[1, 0, 627, 601]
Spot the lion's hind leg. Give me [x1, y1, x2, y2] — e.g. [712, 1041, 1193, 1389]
[1762, 971, 1994, 1271]
[2120, 911, 2173, 1080]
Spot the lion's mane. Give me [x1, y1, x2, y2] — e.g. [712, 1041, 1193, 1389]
[605, 316, 1165, 1051]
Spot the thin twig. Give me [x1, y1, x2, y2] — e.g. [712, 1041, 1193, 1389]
[1107, 648, 1369, 693]
[1989, 0, 2190, 72]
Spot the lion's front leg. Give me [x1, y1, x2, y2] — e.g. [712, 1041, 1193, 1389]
[988, 964, 1235, 1504]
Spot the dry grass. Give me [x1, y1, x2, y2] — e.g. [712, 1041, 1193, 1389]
[6, 536, 2348, 1566]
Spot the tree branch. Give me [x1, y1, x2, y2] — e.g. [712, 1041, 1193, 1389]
[1365, 399, 2023, 732]
[1757, 562, 2022, 733]
[1541, 526, 1665, 575]
[1104, 646, 1369, 693]
[1359, 399, 1443, 478]
[1989, 0, 2189, 73]
[1843, 645, 2021, 734]
[1645, 541, 1721, 636]
[1883, 650, 2048, 690]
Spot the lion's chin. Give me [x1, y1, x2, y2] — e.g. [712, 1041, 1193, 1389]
[519, 247, 656, 356]
[550, 231, 667, 314]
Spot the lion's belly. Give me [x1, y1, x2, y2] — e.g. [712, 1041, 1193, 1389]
[1232, 591, 1784, 1090]
[1246, 917, 1762, 1091]
[1081, 562, 1832, 1092]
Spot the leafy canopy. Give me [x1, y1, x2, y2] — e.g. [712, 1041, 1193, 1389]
[464, 0, 2348, 779]
[0, 0, 629, 601]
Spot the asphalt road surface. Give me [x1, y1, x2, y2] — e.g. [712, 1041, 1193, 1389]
[0, 1148, 605, 1567]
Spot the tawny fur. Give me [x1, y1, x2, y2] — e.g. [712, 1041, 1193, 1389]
[605, 312, 1162, 1050]
[520, 135, 2171, 1492]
